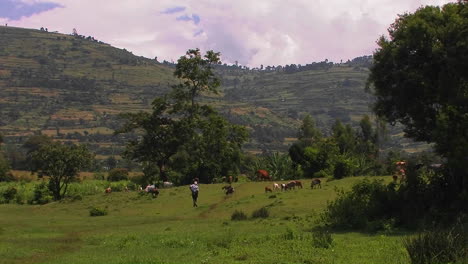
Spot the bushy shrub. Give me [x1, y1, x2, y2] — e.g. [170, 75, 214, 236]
[252, 207, 269, 219]
[404, 222, 468, 264]
[2, 186, 17, 203]
[333, 158, 354, 179]
[107, 168, 129, 181]
[93, 172, 105, 180]
[231, 210, 248, 221]
[321, 179, 398, 230]
[89, 207, 108, 217]
[32, 181, 53, 204]
[0, 172, 15, 182]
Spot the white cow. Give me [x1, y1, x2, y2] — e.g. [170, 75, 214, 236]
[273, 182, 280, 191]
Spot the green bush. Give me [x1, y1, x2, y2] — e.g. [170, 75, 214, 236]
[321, 179, 398, 230]
[89, 207, 108, 217]
[404, 222, 468, 264]
[93, 172, 105, 180]
[107, 168, 129, 181]
[2, 186, 17, 203]
[231, 210, 248, 221]
[333, 158, 354, 179]
[32, 181, 53, 204]
[0, 172, 14, 182]
[251, 207, 269, 219]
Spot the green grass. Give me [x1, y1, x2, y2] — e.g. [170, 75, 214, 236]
[0, 176, 411, 264]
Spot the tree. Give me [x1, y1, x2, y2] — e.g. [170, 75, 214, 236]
[298, 114, 322, 144]
[172, 48, 221, 115]
[0, 152, 10, 182]
[191, 113, 248, 183]
[31, 143, 93, 200]
[331, 119, 356, 155]
[117, 97, 183, 182]
[118, 49, 248, 183]
[105, 156, 117, 170]
[23, 135, 53, 155]
[368, 3, 467, 206]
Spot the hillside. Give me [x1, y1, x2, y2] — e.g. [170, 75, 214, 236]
[0, 26, 425, 165]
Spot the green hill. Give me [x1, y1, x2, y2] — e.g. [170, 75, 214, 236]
[0, 26, 426, 163]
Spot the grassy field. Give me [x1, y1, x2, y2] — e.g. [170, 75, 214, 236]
[0, 176, 411, 264]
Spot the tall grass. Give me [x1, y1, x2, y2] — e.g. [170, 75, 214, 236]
[404, 222, 468, 264]
[0, 180, 137, 204]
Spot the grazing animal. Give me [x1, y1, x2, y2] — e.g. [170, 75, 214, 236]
[265, 186, 273, 193]
[285, 181, 296, 190]
[273, 183, 280, 191]
[105, 187, 112, 194]
[281, 183, 287, 191]
[162, 181, 173, 188]
[256, 170, 271, 181]
[145, 185, 159, 197]
[294, 180, 303, 189]
[222, 185, 235, 195]
[311, 179, 322, 189]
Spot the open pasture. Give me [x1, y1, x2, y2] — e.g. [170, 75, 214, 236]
[0, 176, 410, 264]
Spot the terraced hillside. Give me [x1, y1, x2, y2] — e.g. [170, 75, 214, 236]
[0, 26, 423, 163]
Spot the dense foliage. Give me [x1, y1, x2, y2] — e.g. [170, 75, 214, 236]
[368, 2, 468, 215]
[118, 49, 248, 184]
[289, 114, 383, 179]
[31, 143, 93, 200]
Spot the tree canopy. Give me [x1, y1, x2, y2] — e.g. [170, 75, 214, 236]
[368, 2, 467, 207]
[368, 2, 467, 164]
[31, 143, 93, 200]
[118, 49, 248, 184]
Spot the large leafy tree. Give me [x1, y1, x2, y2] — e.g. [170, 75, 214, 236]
[368, 3, 467, 195]
[119, 49, 248, 184]
[117, 97, 185, 182]
[31, 143, 93, 200]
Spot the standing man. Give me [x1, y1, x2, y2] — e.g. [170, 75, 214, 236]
[189, 180, 199, 207]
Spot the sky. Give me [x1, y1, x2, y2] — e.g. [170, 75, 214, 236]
[0, 0, 453, 67]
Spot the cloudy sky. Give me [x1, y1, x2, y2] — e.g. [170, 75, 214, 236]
[0, 0, 452, 66]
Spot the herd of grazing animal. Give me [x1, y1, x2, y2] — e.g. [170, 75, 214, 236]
[103, 170, 323, 201]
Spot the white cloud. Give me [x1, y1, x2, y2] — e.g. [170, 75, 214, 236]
[4, 0, 454, 66]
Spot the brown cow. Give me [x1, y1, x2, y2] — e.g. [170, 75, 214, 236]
[105, 187, 112, 194]
[256, 170, 271, 181]
[311, 179, 321, 189]
[222, 185, 235, 195]
[294, 180, 303, 189]
[265, 186, 273, 193]
[281, 183, 286, 191]
[285, 181, 296, 190]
